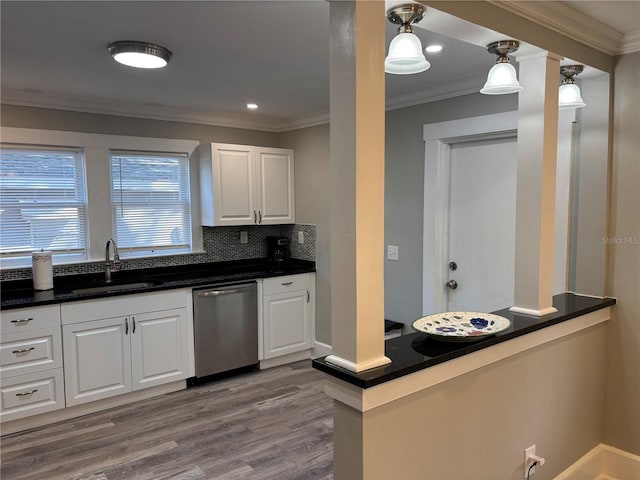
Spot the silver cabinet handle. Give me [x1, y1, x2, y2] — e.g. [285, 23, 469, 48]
[254, 210, 257, 223]
[12, 347, 35, 354]
[16, 389, 38, 397]
[125, 318, 129, 335]
[258, 210, 262, 224]
[281, 281, 293, 286]
[10, 318, 33, 324]
[307, 291, 310, 303]
[132, 317, 136, 334]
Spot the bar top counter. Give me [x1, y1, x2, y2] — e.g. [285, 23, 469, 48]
[313, 293, 615, 389]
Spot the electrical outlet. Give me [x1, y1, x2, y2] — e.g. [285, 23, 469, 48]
[298, 231, 304, 244]
[240, 231, 248, 244]
[524, 445, 537, 479]
[387, 245, 399, 261]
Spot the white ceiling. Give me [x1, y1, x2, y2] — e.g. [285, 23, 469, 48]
[1, 1, 636, 132]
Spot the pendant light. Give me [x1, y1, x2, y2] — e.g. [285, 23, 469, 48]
[385, 4, 430, 75]
[559, 65, 586, 109]
[480, 40, 523, 95]
[108, 41, 172, 69]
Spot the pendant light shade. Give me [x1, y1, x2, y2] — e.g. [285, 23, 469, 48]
[108, 41, 172, 69]
[385, 33, 430, 75]
[384, 4, 430, 75]
[480, 40, 523, 95]
[559, 65, 586, 109]
[481, 62, 522, 95]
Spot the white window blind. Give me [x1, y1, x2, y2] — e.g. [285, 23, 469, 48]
[0, 145, 87, 265]
[110, 150, 192, 256]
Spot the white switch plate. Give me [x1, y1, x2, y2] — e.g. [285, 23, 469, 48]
[240, 231, 248, 244]
[298, 231, 304, 244]
[387, 245, 399, 261]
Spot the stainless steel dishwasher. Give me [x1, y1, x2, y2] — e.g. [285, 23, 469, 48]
[192, 282, 258, 379]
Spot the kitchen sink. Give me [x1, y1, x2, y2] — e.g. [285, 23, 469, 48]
[71, 281, 159, 295]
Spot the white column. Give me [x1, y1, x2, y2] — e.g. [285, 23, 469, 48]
[510, 51, 563, 316]
[326, 0, 390, 372]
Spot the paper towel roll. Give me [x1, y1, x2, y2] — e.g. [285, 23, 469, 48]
[32, 251, 53, 291]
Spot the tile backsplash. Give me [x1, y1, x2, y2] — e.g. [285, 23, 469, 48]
[0, 224, 316, 282]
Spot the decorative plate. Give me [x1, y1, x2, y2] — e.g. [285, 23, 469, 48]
[412, 311, 511, 342]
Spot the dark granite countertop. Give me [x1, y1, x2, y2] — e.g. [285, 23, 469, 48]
[1, 259, 315, 310]
[313, 293, 616, 389]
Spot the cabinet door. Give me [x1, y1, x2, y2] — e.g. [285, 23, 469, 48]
[263, 290, 311, 359]
[256, 147, 295, 224]
[63, 317, 132, 406]
[211, 143, 258, 225]
[130, 309, 189, 391]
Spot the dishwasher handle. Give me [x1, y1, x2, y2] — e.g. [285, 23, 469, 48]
[196, 285, 255, 297]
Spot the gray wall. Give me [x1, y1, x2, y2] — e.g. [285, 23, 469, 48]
[384, 92, 517, 325]
[604, 51, 640, 455]
[0, 104, 280, 146]
[277, 92, 518, 344]
[279, 124, 332, 344]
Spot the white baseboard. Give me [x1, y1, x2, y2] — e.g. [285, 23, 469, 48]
[554, 443, 640, 480]
[259, 350, 311, 369]
[312, 341, 332, 358]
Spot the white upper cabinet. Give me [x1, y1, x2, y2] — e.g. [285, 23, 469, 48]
[199, 143, 295, 226]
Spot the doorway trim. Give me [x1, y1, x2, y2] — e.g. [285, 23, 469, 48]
[422, 111, 518, 315]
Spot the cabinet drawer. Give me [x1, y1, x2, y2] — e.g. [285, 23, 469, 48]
[1, 305, 61, 333]
[1, 368, 65, 422]
[1, 328, 62, 378]
[263, 274, 310, 296]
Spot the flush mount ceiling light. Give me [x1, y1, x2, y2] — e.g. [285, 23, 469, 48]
[559, 65, 586, 109]
[108, 41, 172, 69]
[385, 3, 430, 75]
[425, 44, 443, 53]
[480, 40, 523, 95]
[246, 103, 258, 110]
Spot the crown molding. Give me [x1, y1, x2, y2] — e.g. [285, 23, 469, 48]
[0, 88, 295, 133]
[621, 31, 640, 55]
[3, 76, 491, 134]
[385, 74, 486, 111]
[487, 1, 624, 56]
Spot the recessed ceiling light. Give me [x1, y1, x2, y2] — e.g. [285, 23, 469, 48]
[108, 41, 172, 69]
[246, 103, 259, 110]
[425, 45, 443, 53]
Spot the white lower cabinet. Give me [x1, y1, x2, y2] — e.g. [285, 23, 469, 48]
[63, 309, 188, 407]
[63, 316, 132, 406]
[0, 305, 65, 422]
[130, 309, 189, 390]
[62, 291, 189, 407]
[263, 274, 314, 359]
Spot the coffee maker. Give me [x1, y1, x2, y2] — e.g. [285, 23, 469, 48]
[266, 236, 291, 264]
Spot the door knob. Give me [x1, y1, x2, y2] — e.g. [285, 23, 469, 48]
[445, 280, 458, 290]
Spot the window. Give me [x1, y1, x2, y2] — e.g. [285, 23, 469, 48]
[110, 151, 192, 256]
[0, 145, 87, 266]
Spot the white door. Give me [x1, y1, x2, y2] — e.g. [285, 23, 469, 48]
[63, 317, 132, 406]
[212, 143, 257, 225]
[263, 290, 311, 359]
[256, 147, 295, 224]
[445, 136, 517, 313]
[130, 309, 189, 391]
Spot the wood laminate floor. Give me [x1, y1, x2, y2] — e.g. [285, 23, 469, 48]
[1, 361, 333, 480]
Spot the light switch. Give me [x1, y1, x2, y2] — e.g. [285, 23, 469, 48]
[298, 231, 305, 244]
[387, 245, 399, 261]
[240, 231, 248, 244]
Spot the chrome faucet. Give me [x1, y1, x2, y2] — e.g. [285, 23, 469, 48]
[105, 238, 120, 283]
